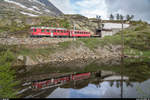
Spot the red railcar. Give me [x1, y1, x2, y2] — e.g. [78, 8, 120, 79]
[32, 72, 91, 89]
[71, 72, 91, 80]
[30, 27, 91, 37]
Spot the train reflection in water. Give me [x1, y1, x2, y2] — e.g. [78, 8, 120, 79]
[32, 72, 91, 89]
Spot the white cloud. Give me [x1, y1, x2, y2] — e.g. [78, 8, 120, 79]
[49, 0, 150, 23]
[49, 0, 108, 19]
[49, 0, 76, 14]
[75, 0, 109, 19]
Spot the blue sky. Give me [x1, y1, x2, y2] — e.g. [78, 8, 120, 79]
[49, 0, 150, 23]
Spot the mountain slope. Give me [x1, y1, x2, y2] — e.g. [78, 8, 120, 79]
[1, 0, 63, 17]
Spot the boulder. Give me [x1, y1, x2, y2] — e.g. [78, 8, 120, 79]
[17, 55, 24, 61]
[25, 56, 36, 66]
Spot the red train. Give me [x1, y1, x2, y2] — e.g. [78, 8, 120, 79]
[30, 27, 91, 37]
[32, 72, 91, 89]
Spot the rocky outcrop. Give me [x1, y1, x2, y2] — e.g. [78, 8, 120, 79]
[15, 41, 121, 73]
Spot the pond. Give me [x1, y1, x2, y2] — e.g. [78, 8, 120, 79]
[17, 60, 150, 98]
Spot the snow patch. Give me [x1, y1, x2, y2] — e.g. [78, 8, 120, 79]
[20, 11, 39, 17]
[29, 0, 45, 6]
[4, 0, 42, 14]
[4, 0, 27, 8]
[32, 6, 40, 11]
[44, 9, 50, 13]
[27, 8, 42, 14]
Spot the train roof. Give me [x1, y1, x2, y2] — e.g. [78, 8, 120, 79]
[31, 27, 67, 30]
[31, 27, 90, 32]
[69, 30, 90, 32]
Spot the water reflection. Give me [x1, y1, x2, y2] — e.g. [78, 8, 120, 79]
[18, 69, 150, 98]
[17, 55, 150, 98]
[47, 79, 150, 98]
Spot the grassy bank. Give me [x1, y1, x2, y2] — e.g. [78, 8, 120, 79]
[0, 47, 18, 98]
[78, 22, 150, 58]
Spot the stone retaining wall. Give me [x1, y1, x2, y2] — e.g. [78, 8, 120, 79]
[0, 38, 75, 45]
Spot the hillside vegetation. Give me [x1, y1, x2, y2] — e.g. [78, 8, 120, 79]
[0, 21, 149, 66]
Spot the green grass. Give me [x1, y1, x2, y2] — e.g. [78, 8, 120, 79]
[0, 49, 19, 98]
[58, 41, 72, 49]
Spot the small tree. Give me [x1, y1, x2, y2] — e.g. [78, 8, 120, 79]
[109, 14, 114, 20]
[126, 14, 134, 21]
[130, 15, 134, 20]
[126, 14, 130, 21]
[116, 13, 120, 20]
[120, 14, 124, 20]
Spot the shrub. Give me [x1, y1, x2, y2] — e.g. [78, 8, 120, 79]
[0, 50, 18, 98]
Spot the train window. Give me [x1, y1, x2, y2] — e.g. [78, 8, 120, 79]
[61, 30, 63, 33]
[41, 29, 45, 32]
[64, 30, 66, 33]
[47, 30, 49, 32]
[34, 29, 37, 32]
